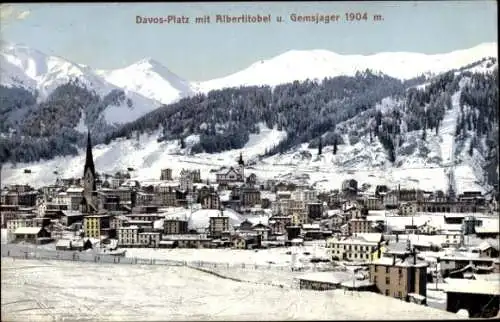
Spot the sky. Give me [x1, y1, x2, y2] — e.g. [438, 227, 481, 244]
[0, 1, 497, 81]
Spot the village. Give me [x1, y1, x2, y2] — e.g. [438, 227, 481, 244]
[1, 132, 499, 319]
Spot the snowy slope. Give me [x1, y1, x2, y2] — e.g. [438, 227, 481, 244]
[197, 43, 497, 92]
[96, 58, 195, 105]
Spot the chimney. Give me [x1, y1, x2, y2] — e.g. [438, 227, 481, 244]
[392, 254, 396, 266]
[413, 249, 417, 265]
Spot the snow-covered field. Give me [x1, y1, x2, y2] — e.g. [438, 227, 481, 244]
[1, 258, 462, 321]
[124, 243, 329, 267]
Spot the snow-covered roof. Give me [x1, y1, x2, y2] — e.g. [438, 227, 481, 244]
[66, 187, 83, 193]
[372, 255, 428, 268]
[302, 224, 320, 230]
[13, 227, 42, 234]
[443, 278, 500, 295]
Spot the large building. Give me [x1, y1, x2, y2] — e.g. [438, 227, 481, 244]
[209, 212, 230, 238]
[369, 250, 428, 304]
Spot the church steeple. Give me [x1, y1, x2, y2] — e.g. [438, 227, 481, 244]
[238, 152, 244, 166]
[83, 130, 96, 192]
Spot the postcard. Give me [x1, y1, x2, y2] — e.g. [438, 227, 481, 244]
[1, 1, 498, 321]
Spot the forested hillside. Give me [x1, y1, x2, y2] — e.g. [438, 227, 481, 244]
[0, 58, 497, 191]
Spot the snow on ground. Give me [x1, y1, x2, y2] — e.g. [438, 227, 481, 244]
[124, 244, 329, 267]
[1, 258, 462, 321]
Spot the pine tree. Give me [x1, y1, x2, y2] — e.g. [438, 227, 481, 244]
[180, 137, 186, 149]
[318, 137, 323, 155]
[333, 138, 337, 155]
[421, 127, 427, 142]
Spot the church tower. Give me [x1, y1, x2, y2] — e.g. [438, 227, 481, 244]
[238, 152, 245, 181]
[81, 130, 96, 213]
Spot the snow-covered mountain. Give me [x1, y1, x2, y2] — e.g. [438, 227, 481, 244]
[196, 43, 498, 92]
[2, 41, 497, 104]
[0, 43, 167, 126]
[96, 58, 194, 105]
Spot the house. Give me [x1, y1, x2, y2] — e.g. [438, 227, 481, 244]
[209, 213, 230, 238]
[475, 241, 499, 258]
[307, 202, 323, 220]
[138, 232, 161, 247]
[349, 218, 381, 234]
[246, 173, 257, 186]
[364, 196, 383, 210]
[302, 223, 322, 240]
[154, 184, 179, 206]
[327, 233, 383, 262]
[383, 191, 399, 209]
[60, 210, 84, 227]
[442, 278, 499, 318]
[160, 168, 173, 181]
[56, 239, 92, 251]
[251, 222, 271, 241]
[369, 251, 428, 304]
[232, 234, 260, 249]
[201, 192, 220, 210]
[117, 226, 139, 247]
[240, 187, 261, 207]
[161, 234, 212, 248]
[475, 226, 500, 239]
[6, 218, 33, 234]
[268, 215, 292, 236]
[13, 227, 51, 244]
[164, 218, 189, 235]
[297, 271, 352, 291]
[216, 167, 243, 185]
[83, 214, 111, 239]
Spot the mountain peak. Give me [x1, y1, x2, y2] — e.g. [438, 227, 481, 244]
[132, 57, 164, 69]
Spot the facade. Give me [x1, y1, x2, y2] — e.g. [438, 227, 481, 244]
[83, 215, 111, 239]
[240, 187, 261, 207]
[201, 193, 220, 210]
[117, 226, 139, 246]
[164, 219, 189, 235]
[209, 214, 229, 238]
[369, 253, 428, 303]
[13, 227, 51, 243]
[327, 234, 382, 261]
[138, 232, 161, 247]
[160, 168, 173, 181]
[6, 218, 33, 234]
[350, 219, 380, 234]
[307, 202, 323, 220]
[216, 167, 244, 185]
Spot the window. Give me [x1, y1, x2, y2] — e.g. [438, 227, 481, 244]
[385, 266, 389, 273]
[398, 291, 402, 298]
[385, 289, 389, 296]
[386, 277, 390, 285]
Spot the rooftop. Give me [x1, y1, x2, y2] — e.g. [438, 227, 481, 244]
[443, 278, 500, 295]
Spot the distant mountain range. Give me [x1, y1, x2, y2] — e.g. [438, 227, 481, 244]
[1, 42, 497, 124]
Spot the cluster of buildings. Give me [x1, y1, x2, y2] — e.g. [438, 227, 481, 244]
[1, 131, 499, 318]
